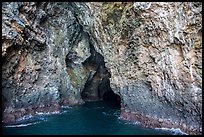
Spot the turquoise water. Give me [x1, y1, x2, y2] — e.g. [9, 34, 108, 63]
[2, 101, 185, 135]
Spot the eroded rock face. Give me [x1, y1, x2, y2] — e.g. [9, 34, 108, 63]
[87, 2, 202, 135]
[2, 2, 202, 135]
[2, 2, 88, 122]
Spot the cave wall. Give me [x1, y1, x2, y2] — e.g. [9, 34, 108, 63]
[2, 2, 90, 122]
[87, 2, 202, 135]
[2, 2, 202, 135]
[2, 2, 114, 123]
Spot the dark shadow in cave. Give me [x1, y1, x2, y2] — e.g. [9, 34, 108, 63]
[80, 39, 121, 109]
[100, 82, 121, 109]
[81, 69, 121, 109]
[64, 30, 121, 109]
[98, 74, 121, 109]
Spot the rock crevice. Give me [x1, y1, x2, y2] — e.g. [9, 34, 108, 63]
[2, 2, 202, 135]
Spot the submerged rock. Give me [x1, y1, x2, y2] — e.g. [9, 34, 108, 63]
[2, 2, 202, 135]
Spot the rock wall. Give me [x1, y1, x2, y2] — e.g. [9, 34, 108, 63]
[87, 2, 202, 135]
[2, 2, 88, 122]
[2, 2, 202, 135]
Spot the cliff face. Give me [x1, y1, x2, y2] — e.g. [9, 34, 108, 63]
[87, 2, 202, 135]
[2, 2, 86, 122]
[2, 2, 202, 135]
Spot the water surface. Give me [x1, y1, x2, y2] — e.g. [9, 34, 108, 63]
[2, 101, 185, 135]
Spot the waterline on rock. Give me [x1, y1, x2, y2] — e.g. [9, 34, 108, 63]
[16, 114, 34, 122]
[36, 111, 60, 115]
[155, 127, 188, 135]
[4, 121, 42, 128]
[61, 106, 72, 109]
[3, 101, 184, 135]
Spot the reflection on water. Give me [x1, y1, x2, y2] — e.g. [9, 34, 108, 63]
[2, 101, 186, 135]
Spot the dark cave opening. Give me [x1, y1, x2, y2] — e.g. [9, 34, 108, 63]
[98, 75, 121, 108]
[80, 42, 121, 108]
[101, 86, 121, 109]
[81, 71, 121, 109]
[64, 30, 121, 109]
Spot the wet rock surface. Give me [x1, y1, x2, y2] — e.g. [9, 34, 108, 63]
[2, 2, 202, 135]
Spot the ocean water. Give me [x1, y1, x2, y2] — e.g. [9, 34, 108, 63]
[2, 101, 186, 135]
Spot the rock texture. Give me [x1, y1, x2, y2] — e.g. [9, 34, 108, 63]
[2, 2, 87, 123]
[87, 2, 202, 135]
[2, 2, 202, 135]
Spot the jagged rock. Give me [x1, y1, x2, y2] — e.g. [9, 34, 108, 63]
[2, 2, 202, 135]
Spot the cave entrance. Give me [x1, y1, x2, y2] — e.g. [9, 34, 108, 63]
[81, 73, 121, 109]
[80, 42, 121, 109]
[64, 30, 121, 109]
[102, 89, 121, 109]
[81, 66, 121, 108]
[98, 76, 121, 109]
